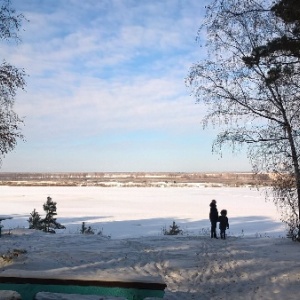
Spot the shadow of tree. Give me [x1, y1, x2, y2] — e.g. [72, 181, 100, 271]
[3, 214, 285, 238]
[1, 226, 297, 300]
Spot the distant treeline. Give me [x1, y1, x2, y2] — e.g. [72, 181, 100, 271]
[0, 172, 273, 187]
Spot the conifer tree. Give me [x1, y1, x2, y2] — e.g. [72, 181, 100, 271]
[40, 196, 65, 233]
[163, 221, 182, 235]
[28, 208, 42, 230]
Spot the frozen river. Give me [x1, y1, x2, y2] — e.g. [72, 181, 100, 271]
[0, 185, 285, 238]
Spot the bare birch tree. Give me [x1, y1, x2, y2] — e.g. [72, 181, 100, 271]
[187, 0, 300, 239]
[0, 0, 26, 165]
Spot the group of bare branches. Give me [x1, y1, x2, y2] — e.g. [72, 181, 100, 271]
[0, 0, 26, 166]
[188, 0, 300, 239]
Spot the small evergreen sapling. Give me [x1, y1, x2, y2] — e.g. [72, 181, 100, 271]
[28, 209, 42, 230]
[28, 197, 65, 233]
[40, 197, 65, 233]
[163, 221, 183, 235]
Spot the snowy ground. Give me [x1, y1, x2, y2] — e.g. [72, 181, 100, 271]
[0, 185, 285, 238]
[0, 186, 299, 299]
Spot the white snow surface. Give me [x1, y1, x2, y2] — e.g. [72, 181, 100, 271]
[0, 186, 299, 299]
[0, 186, 284, 238]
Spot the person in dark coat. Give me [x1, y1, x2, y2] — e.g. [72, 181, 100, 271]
[209, 199, 219, 239]
[219, 209, 229, 239]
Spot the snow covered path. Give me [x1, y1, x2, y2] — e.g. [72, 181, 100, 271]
[0, 230, 299, 300]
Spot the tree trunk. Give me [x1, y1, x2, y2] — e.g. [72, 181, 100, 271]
[285, 123, 300, 235]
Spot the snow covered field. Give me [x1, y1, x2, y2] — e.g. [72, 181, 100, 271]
[1, 186, 299, 300]
[0, 185, 285, 238]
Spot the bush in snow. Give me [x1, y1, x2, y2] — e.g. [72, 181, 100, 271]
[28, 197, 65, 233]
[163, 221, 183, 235]
[80, 222, 95, 234]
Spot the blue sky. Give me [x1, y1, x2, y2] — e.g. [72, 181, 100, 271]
[0, 0, 251, 172]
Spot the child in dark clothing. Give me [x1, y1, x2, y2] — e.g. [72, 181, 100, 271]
[219, 209, 229, 239]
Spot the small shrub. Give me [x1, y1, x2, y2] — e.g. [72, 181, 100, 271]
[1, 249, 27, 262]
[28, 197, 65, 233]
[286, 228, 300, 241]
[80, 222, 95, 234]
[163, 221, 183, 235]
[28, 209, 42, 230]
[97, 228, 111, 239]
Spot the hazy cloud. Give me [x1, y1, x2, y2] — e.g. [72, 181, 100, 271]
[0, 0, 251, 172]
